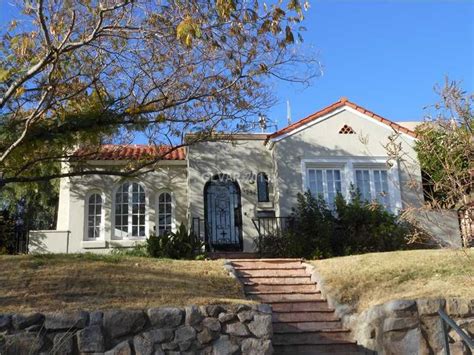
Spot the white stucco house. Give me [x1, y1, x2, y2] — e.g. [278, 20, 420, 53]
[29, 98, 425, 254]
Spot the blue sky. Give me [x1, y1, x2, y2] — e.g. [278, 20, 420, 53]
[268, 0, 474, 128]
[1, 0, 473, 131]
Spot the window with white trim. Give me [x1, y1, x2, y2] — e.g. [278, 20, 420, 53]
[87, 193, 102, 239]
[307, 168, 342, 208]
[114, 182, 146, 238]
[158, 192, 172, 236]
[355, 169, 390, 208]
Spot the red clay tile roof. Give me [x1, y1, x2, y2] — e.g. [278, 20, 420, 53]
[266, 97, 417, 142]
[74, 144, 186, 161]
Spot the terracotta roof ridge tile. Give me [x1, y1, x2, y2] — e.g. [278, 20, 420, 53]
[74, 144, 186, 161]
[265, 98, 417, 143]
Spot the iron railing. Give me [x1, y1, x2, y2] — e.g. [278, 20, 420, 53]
[252, 216, 294, 256]
[191, 215, 245, 252]
[191, 217, 208, 250]
[438, 308, 474, 354]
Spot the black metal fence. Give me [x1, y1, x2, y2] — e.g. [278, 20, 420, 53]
[251, 216, 294, 256]
[0, 210, 29, 254]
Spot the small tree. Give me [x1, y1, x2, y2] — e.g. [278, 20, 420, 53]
[414, 79, 473, 210]
[384, 78, 473, 247]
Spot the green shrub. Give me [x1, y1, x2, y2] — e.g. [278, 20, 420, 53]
[259, 191, 411, 259]
[259, 192, 335, 259]
[111, 243, 149, 257]
[146, 223, 204, 259]
[333, 193, 410, 255]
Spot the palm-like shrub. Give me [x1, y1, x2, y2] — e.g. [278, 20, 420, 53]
[147, 223, 204, 259]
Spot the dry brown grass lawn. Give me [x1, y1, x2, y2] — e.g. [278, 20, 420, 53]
[0, 254, 248, 313]
[312, 249, 474, 312]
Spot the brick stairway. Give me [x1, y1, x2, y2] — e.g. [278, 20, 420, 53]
[230, 258, 365, 355]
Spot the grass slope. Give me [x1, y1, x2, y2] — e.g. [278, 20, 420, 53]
[312, 249, 474, 312]
[0, 254, 247, 313]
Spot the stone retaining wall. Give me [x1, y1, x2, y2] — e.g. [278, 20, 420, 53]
[304, 262, 474, 354]
[0, 304, 273, 355]
[346, 298, 474, 354]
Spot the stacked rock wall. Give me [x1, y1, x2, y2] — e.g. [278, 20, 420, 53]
[0, 304, 273, 354]
[304, 262, 474, 354]
[345, 298, 474, 354]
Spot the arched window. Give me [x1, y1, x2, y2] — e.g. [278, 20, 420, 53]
[114, 182, 146, 238]
[257, 172, 269, 202]
[158, 192, 173, 236]
[87, 193, 103, 239]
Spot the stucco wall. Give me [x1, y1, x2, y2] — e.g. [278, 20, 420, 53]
[272, 109, 424, 215]
[187, 139, 274, 252]
[54, 162, 188, 253]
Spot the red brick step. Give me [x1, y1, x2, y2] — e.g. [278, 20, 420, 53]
[241, 276, 312, 285]
[236, 268, 308, 277]
[231, 260, 303, 268]
[273, 329, 353, 345]
[273, 320, 343, 333]
[244, 283, 317, 293]
[252, 293, 324, 302]
[271, 301, 334, 312]
[273, 311, 339, 323]
[228, 258, 360, 354]
[273, 343, 361, 354]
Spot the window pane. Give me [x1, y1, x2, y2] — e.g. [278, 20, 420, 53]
[87, 194, 102, 239]
[257, 173, 269, 202]
[374, 170, 390, 207]
[115, 182, 146, 238]
[308, 170, 317, 194]
[356, 170, 371, 201]
[308, 169, 341, 208]
[315, 170, 323, 196]
[158, 193, 173, 234]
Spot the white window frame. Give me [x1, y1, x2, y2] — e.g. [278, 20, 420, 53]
[112, 181, 149, 240]
[156, 190, 176, 235]
[84, 191, 105, 241]
[301, 157, 402, 213]
[305, 166, 344, 208]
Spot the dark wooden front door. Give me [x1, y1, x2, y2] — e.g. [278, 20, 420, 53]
[204, 176, 243, 251]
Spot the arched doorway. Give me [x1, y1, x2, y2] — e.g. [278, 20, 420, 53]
[204, 175, 243, 251]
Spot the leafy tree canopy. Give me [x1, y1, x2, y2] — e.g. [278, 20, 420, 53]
[0, 0, 317, 186]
